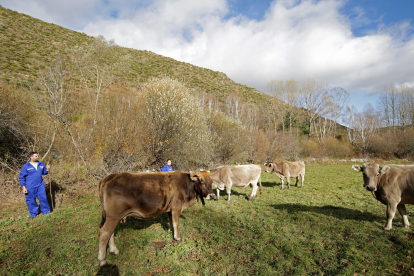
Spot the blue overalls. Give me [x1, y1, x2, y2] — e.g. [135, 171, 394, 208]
[161, 164, 173, 172]
[19, 161, 51, 217]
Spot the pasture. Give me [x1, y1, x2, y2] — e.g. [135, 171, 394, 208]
[1, 163, 414, 275]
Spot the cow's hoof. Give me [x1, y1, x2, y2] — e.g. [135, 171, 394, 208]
[98, 260, 107, 267]
[174, 238, 181, 243]
[404, 225, 410, 229]
[383, 227, 392, 231]
[109, 248, 119, 255]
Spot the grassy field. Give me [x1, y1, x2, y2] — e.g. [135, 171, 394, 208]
[1, 163, 414, 275]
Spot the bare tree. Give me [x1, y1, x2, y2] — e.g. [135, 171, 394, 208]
[70, 35, 130, 127]
[382, 84, 398, 132]
[225, 91, 244, 122]
[23, 60, 87, 165]
[345, 106, 358, 145]
[298, 79, 333, 138]
[349, 104, 381, 152]
[266, 80, 286, 133]
[329, 87, 349, 137]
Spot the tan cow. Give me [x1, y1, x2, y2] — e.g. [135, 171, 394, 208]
[264, 161, 305, 189]
[98, 171, 214, 267]
[353, 163, 414, 230]
[209, 164, 262, 201]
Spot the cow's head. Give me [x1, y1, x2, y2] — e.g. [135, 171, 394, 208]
[264, 161, 273, 172]
[189, 171, 215, 205]
[352, 163, 390, 191]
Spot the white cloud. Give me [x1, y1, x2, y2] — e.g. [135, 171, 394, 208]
[74, 0, 414, 96]
[2, 0, 414, 105]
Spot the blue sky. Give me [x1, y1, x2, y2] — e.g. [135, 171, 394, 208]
[1, 0, 414, 112]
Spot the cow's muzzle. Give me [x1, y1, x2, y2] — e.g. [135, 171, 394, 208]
[365, 185, 377, 192]
[206, 194, 215, 200]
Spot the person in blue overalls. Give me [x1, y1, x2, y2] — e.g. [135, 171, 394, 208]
[161, 159, 173, 172]
[19, 152, 51, 218]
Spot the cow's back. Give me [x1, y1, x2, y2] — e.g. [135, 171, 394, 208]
[210, 165, 260, 188]
[285, 161, 305, 177]
[378, 167, 414, 205]
[102, 172, 187, 218]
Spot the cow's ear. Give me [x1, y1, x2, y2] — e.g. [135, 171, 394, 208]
[189, 171, 198, 182]
[379, 165, 390, 175]
[352, 165, 362, 172]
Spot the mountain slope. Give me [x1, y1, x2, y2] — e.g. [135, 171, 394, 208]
[0, 6, 272, 106]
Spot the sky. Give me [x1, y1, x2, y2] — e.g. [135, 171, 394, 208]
[1, 0, 414, 112]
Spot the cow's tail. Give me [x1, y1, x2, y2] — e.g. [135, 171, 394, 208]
[259, 174, 263, 195]
[99, 178, 106, 228]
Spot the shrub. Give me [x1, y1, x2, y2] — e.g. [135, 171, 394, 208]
[323, 137, 354, 159]
[136, 77, 212, 170]
[396, 128, 414, 160]
[267, 132, 300, 161]
[208, 110, 249, 163]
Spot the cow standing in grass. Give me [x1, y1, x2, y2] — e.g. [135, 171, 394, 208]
[353, 163, 414, 230]
[97, 171, 214, 267]
[209, 164, 262, 201]
[264, 161, 305, 190]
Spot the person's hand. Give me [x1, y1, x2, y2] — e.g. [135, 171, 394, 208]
[22, 186, 28, 194]
[46, 164, 50, 171]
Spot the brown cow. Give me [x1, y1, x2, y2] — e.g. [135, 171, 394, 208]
[209, 164, 262, 201]
[353, 163, 414, 230]
[264, 161, 305, 189]
[97, 171, 214, 267]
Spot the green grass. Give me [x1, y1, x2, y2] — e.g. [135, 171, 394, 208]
[1, 163, 414, 275]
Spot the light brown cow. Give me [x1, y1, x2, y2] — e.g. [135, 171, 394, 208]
[264, 161, 305, 189]
[353, 163, 414, 230]
[209, 164, 262, 201]
[98, 171, 214, 267]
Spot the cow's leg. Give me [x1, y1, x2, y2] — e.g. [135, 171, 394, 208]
[167, 211, 173, 232]
[300, 173, 305, 188]
[248, 182, 258, 201]
[397, 204, 410, 228]
[226, 184, 232, 202]
[216, 188, 220, 200]
[280, 177, 284, 190]
[98, 218, 119, 267]
[108, 233, 119, 255]
[171, 207, 182, 242]
[286, 175, 291, 189]
[295, 176, 299, 187]
[384, 202, 398, 230]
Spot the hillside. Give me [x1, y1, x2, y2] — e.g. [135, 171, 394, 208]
[0, 5, 272, 106]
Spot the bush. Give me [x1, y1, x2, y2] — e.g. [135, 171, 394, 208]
[207, 110, 248, 163]
[366, 132, 396, 159]
[323, 137, 354, 159]
[396, 128, 414, 160]
[137, 77, 212, 170]
[267, 132, 300, 161]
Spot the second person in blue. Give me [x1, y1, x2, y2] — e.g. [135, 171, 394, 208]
[161, 159, 173, 172]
